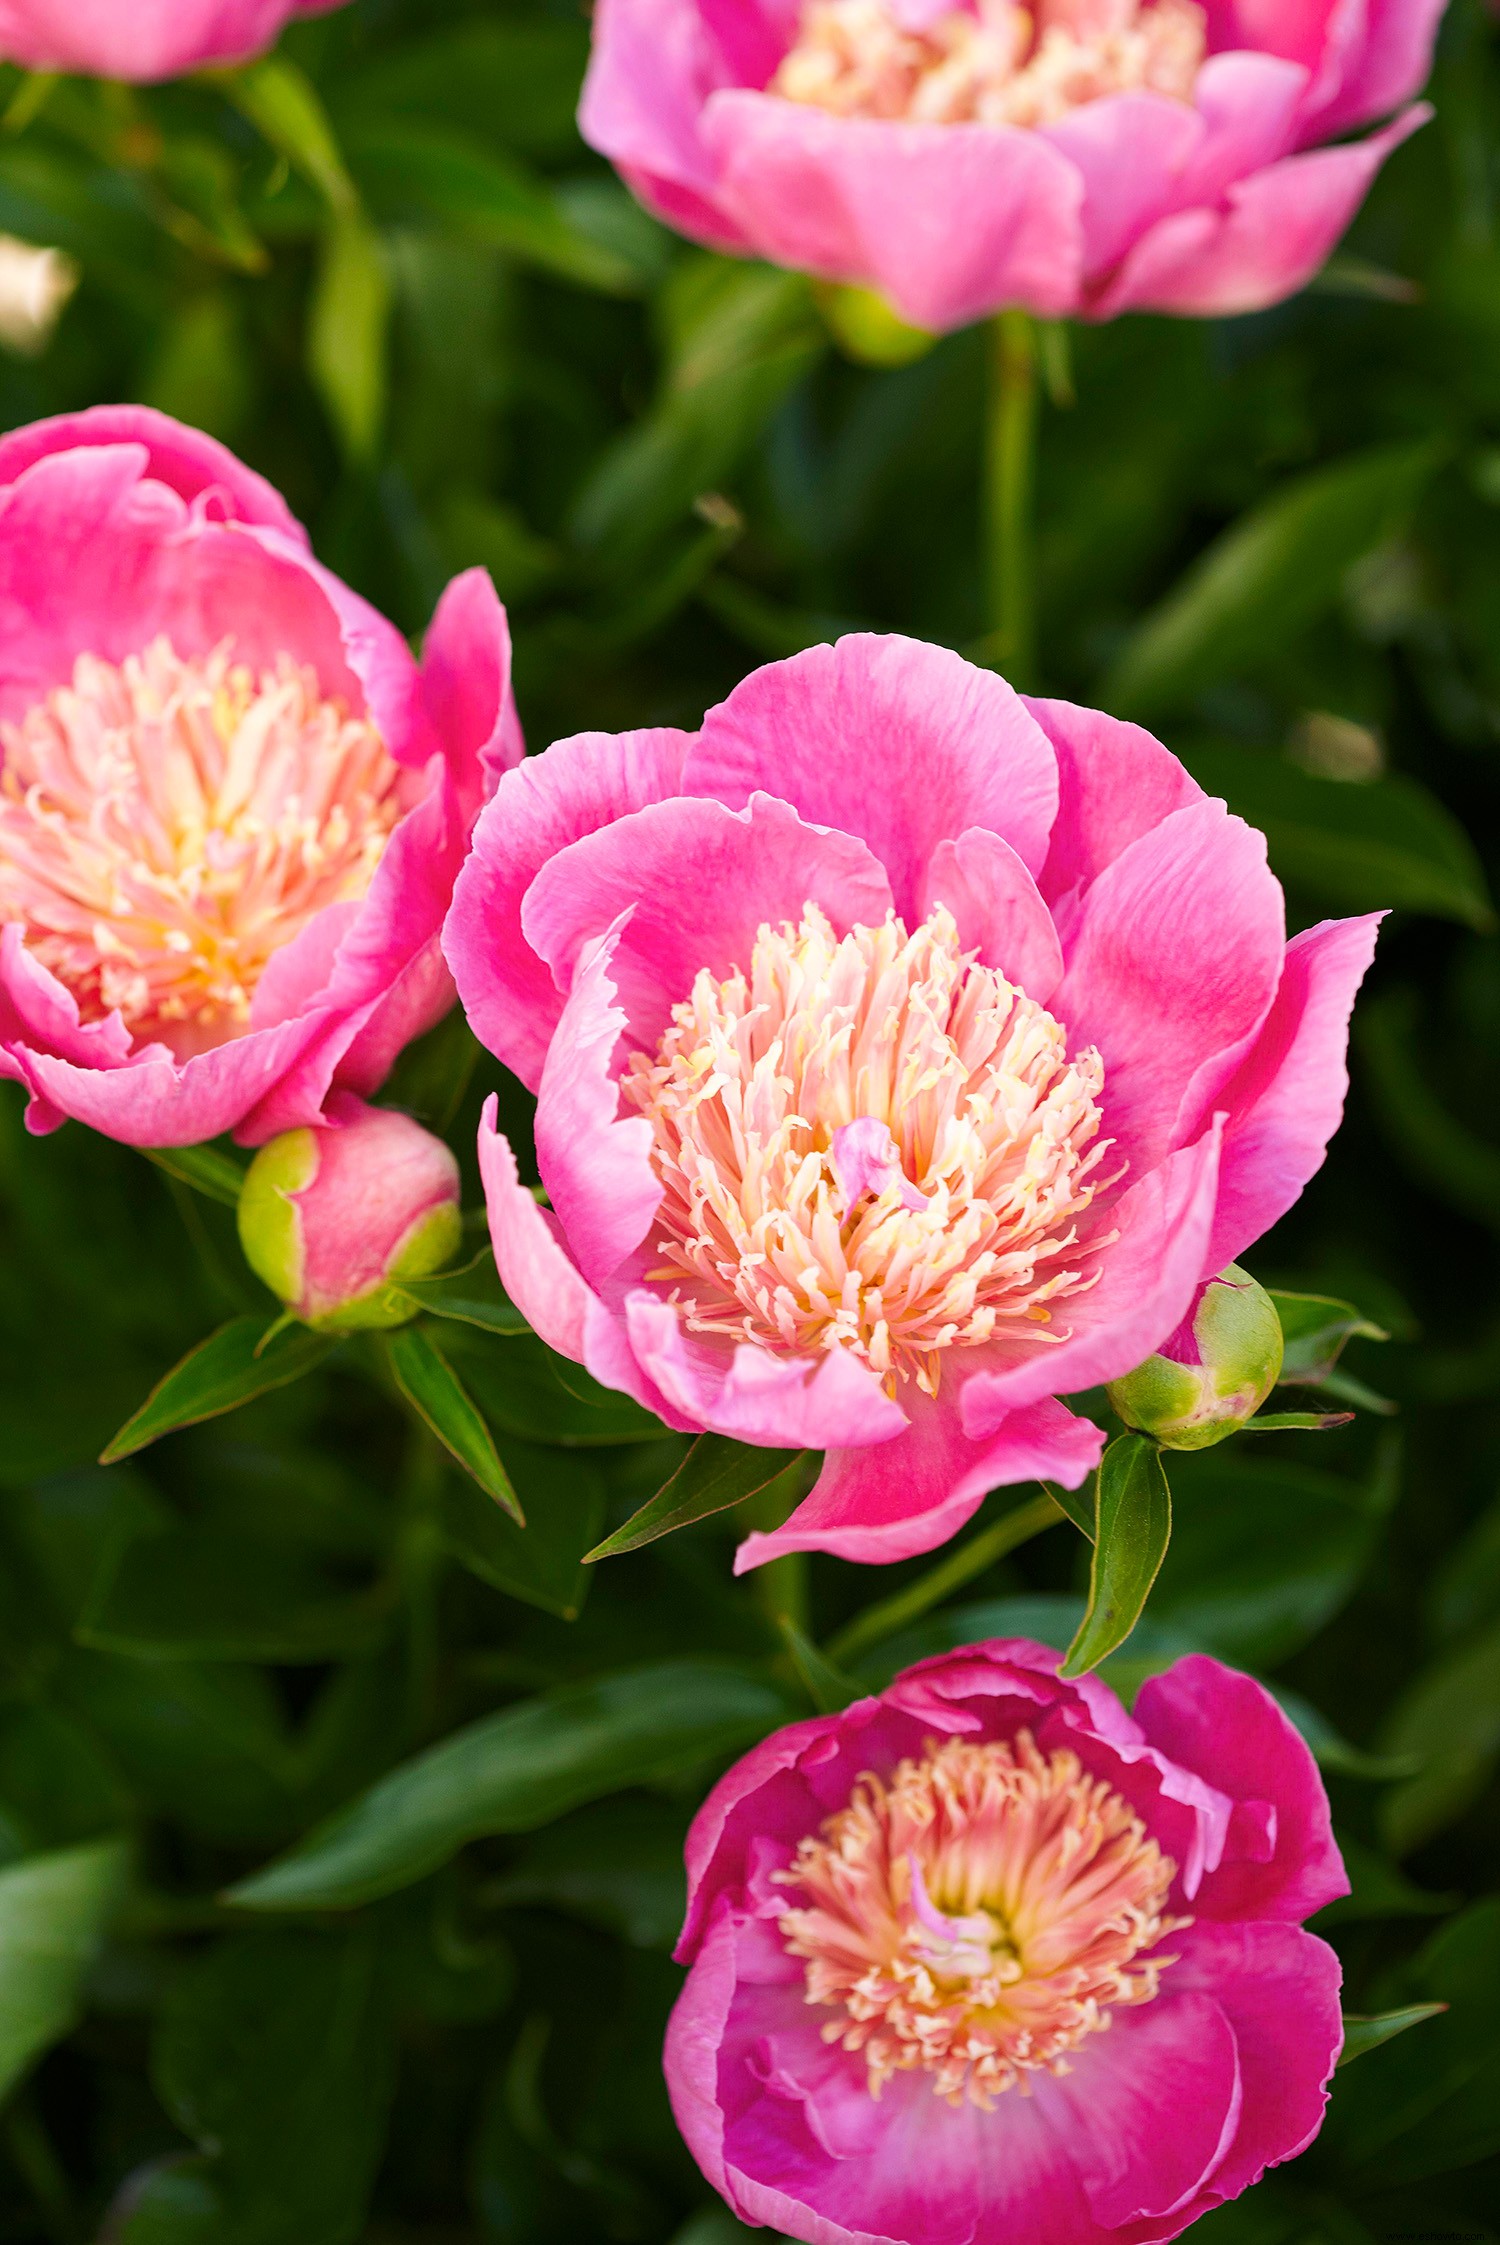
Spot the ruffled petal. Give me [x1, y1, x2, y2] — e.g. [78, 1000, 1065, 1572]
[621, 1290, 908, 1450]
[920, 828, 1064, 1004]
[0, 404, 306, 538]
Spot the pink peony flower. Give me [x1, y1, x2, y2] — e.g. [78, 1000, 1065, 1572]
[0, 406, 522, 1148]
[667, 1637, 1348, 2245]
[0, 0, 347, 81]
[445, 635, 1378, 1568]
[578, 0, 1442, 328]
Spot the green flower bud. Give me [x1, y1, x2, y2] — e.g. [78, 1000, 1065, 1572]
[1106, 1265, 1284, 1451]
[237, 1095, 462, 1333]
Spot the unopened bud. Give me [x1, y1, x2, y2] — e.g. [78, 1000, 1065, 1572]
[1107, 1265, 1284, 1451]
[237, 1095, 462, 1332]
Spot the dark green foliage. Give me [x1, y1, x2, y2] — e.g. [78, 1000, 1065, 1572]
[0, 2, 1498, 2240]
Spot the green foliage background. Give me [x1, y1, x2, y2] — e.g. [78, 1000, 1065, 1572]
[0, 1, 1498, 2240]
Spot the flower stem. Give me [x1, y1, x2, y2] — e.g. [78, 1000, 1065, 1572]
[984, 308, 1039, 685]
[827, 1487, 1064, 1669]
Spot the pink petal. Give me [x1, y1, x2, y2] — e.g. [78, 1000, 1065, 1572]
[1040, 1991, 1242, 2225]
[1134, 1655, 1349, 1921]
[579, 0, 756, 208]
[622, 1290, 908, 1450]
[1204, 912, 1381, 1271]
[519, 790, 894, 1055]
[0, 406, 306, 538]
[443, 724, 693, 1090]
[960, 1124, 1223, 1424]
[17, 1010, 330, 1149]
[1092, 104, 1429, 319]
[734, 1392, 1102, 1570]
[1305, 0, 1445, 135]
[417, 567, 524, 825]
[0, 0, 328, 76]
[701, 94, 1086, 329]
[1178, 49, 1311, 198]
[534, 922, 662, 1288]
[1051, 799, 1284, 1178]
[920, 827, 1064, 1003]
[687, 635, 1061, 915]
[476, 1098, 693, 1429]
[1028, 695, 1204, 915]
[1164, 1919, 1344, 2210]
[1040, 90, 1206, 283]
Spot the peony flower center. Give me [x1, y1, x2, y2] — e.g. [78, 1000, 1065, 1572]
[0, 637, 408, 1060]
[770, 0, 1206, 129]
[777, 1733, 1186, 2106]
[621, 902, 1116, 1397]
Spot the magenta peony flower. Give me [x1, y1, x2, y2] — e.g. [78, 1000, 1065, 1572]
[445, 636, 1378, 1567]
[578, 0, 1442, 328]
[666, 1638, 1348, 2245]
[237, 1092, 463, 1332]
[0, 407, 522, 1148]
[0, 0, 347, 81]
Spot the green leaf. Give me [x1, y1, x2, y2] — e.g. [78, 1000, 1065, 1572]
[218, 57, 357, 212]
[137, 1929, 396, 2245]
[385, 1325, 523, 1523]
[395, 1250, 528, 1335]
[0, 1838, 128, 2100]
[77, 1526, 388, 1664]
[1323, 1899, 1500, 2183]
[1239, 1410, 1356, 1433]
[308, 204, 390, 462]
[586, 1435, 802, 1561]
[777, 1618, 864, 1714]
[101, 1318, 335, 1464]
[439, 1442, 606, 1620]
[1061, 1438, 1172, 1678]
[1182, 749, 1494, 931]
[1379, 1620, 1500, 1855]
[1271, 1290, 1390, 1385]
[227, 1660, 788, 1912]
[1337, 2005, 1448, 2066]
[1104, 440, 1440, 717]
[345, 120, 640, 294]
[142, 1143, 246, 1209]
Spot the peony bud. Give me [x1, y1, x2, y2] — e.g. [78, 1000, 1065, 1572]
[237, 1094, 462, 1332]
[1107, 1264, 1284, 1451]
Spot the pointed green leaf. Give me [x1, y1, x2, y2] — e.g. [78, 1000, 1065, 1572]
[1337, 2004, 1448, 2067]
[226, 1659, 789, 1911]
[142, 1144, 246, 1209]
[0, 1838, 129, 2101]
[385, 1326, 522, 1524]
[1271, 1289, 1390, 1384]
[395, 1250, 529, 1336]
[101, 1318, 334, 1464]
[217, 56, 356, 211]
[1061, 1437, 1172, 1678]
[777, 1619, 864, 1714]
[1240, 1410, 1357, 1433]
[585, 1435, 801, 1561]
[1042, 1478, 1095, 1540]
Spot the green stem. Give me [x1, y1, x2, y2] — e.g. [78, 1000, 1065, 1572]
[984, 308, 1039, 685]
[827, 1488, 1063, 1669]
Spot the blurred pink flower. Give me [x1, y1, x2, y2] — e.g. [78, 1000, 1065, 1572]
[579, 0, 1442, 328]
[0, 406, 521, 1147]
[445, 634, 1378, 1568]
[667, 1637, 1347, 2245]
[0, 0, 347, 80]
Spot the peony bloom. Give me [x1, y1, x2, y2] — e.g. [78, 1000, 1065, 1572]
[0, 0, 347, 81]
[579, 0, 1442, 329]
[446, 635, 1378, 1568]
[237, 1092, 463, 1332]
[667, 1638, 1348, 2245]
[0, 406, 521, 1148]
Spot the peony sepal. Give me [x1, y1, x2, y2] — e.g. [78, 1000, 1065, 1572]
[1108, 1262, 1283, 1450]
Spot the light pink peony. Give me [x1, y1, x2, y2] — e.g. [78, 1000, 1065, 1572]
[0, 407, 522, 1148]
[445, 635, 1378, 1568]
[579, 0, 1442, 328]
[667, 1638, 1347, 2245]
[0, 0, 347, 80]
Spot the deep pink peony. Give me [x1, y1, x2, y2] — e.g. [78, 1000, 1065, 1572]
[445, 635, 1378, 1568]
[667, 1638, 1348, 2245]
[578, 0, 1441, 329]
[0, 407, 521, 1148]
[0, 0, 347, 80]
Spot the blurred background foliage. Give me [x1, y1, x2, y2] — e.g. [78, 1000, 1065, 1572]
[0, 0, 1498, 2241]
